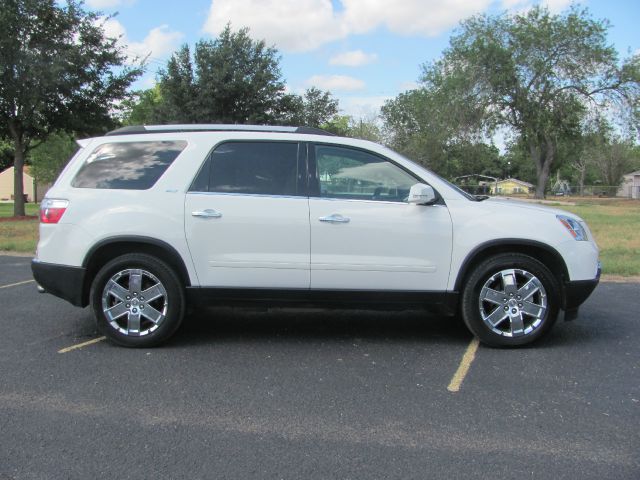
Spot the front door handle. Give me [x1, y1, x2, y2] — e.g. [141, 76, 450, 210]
[192, 209, 222, 219]
[319, 213, 350, 223]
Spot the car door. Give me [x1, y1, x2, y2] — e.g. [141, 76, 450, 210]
[309, 143, 453, 291]
[185, 141, 310, 288]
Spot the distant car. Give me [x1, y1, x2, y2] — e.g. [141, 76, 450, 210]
[32, 125, 600, 347]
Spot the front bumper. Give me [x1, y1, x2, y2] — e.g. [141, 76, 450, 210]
[31, 259, 87, 307]
[564, 278, 600, 310]
[563, 262, 601, 319]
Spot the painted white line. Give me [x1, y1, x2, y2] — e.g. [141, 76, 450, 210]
[0, 279, 35, 290]
[58, 336, 107, 354]
[447, 338, 480, 393]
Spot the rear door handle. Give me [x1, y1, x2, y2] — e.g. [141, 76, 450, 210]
[319, 214, 350, 223]
[192, 209, 222, 219]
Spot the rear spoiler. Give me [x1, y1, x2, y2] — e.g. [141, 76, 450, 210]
[76, 138, 91, 148]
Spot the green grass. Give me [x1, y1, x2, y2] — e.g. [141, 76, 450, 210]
[0, 203, 40, 252]
[0, 219, 38, 252]
[0, 202, 39, 217]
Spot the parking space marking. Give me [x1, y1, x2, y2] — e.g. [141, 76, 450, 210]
[58, 336, 107, 354]
[447, 338, 480, 393]
[0, 279, 35, 290]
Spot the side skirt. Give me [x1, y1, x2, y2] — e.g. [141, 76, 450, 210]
[185, 287, 459, 316]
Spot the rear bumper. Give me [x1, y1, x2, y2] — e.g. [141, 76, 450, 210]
[31, 259, 87, 307]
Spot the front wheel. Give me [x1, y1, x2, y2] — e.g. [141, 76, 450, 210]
[90, 253, 185, 347]
[461, 253, 560, 347]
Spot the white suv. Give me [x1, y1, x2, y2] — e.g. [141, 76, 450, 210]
[32, 125, 600, 347]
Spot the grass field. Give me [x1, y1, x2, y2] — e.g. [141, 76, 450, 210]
[0, 219, 39, 252]
[0, 203, 39, 252]
[0, 200, 638, 276]
[0, 203, 39, 217]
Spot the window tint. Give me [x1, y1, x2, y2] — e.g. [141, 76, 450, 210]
[192, 142, 300, 196]
[72, 141, 186, 190]
[315, 145, 416, 202]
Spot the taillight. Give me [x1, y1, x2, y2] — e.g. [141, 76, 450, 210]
[40, 199, 69, 224]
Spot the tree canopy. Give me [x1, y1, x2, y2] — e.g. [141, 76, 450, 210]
[153, 26, 286, 124]
[123, 26, 340, 128]
[276, 87, 339, 128]
[381, 88, 501, 179]
[0, 0, 142, 215]
[386, 5, 639, 197]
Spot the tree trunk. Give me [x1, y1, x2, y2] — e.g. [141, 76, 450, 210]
[530, 139, 554, 200]
[578, 167, 585, 196]
[12, 139, 26, 217]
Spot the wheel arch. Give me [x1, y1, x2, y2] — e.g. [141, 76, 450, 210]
[81, 236, 192, 306]
[454, 239, 569, 293]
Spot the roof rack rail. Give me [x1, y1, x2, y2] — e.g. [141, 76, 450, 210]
[105, 124, 335, 136]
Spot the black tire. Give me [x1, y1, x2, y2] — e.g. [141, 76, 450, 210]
[90, 253, 185, 347]
[461, 253, 560, 347]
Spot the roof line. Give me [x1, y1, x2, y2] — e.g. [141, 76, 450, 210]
[105, 124, 335, 137]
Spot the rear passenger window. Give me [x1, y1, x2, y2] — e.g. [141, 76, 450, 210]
[190, 142, 300, 196]
[71, 141, 186, 190]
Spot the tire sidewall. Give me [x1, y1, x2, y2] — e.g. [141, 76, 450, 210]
[461, 254, 560, 347]
[90, 253, 185, 347]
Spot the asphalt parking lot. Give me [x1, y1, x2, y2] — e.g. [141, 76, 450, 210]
[1, 255, 638, 480]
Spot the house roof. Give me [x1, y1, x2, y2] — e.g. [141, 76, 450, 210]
[624, 170, 640, 177]
[0, 166, 34, 179]
[496, 178, 534, 188]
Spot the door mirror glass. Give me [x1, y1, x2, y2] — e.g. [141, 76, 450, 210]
[408, 183, 436, 205]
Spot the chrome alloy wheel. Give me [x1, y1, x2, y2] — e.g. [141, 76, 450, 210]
[101, 269, 168, 336]
[478, 268, 548, 338]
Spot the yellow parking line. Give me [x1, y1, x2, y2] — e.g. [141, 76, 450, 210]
[0, 279, 35, 290]
[58, 336, 107, 354]
[447, 338, 480, 393]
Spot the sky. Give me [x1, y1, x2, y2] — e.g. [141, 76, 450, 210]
[85, 0, 640, 120]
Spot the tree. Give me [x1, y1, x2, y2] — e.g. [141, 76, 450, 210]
[322, 115, 351, 136]
[323, 115, 382, 142]
[120, 86, 163, 125]
[151, 27, 339, 127]
[381, 88, 499, 179]
[0, 0, 142, 215]
[0, 139, 13, 172]
[154, 45, 198, 123]
[156, 26, 285, 124]
[381, 89, 450, 171]
[277, 87, 339, 127]
[418, 6, 639, 198]
[298, 87, 339, 127]
[347, 116, 383, 142]
[29, 132, 77, 185]
[583, 131, 638, 194]
[569, 119, 604, 195]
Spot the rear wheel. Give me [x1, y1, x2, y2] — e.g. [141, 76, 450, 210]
[90, 253, 185, 347]
[461, 253, 560, 347]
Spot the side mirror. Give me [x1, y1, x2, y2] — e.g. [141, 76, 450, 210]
[408, 183, 437, 205]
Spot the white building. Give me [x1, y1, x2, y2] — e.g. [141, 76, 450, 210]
[617, 170, 640, 199]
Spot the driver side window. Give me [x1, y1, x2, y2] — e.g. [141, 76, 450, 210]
[315, 145, 416, 202]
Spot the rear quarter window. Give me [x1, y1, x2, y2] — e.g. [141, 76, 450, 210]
[71, 141, 187, 190]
